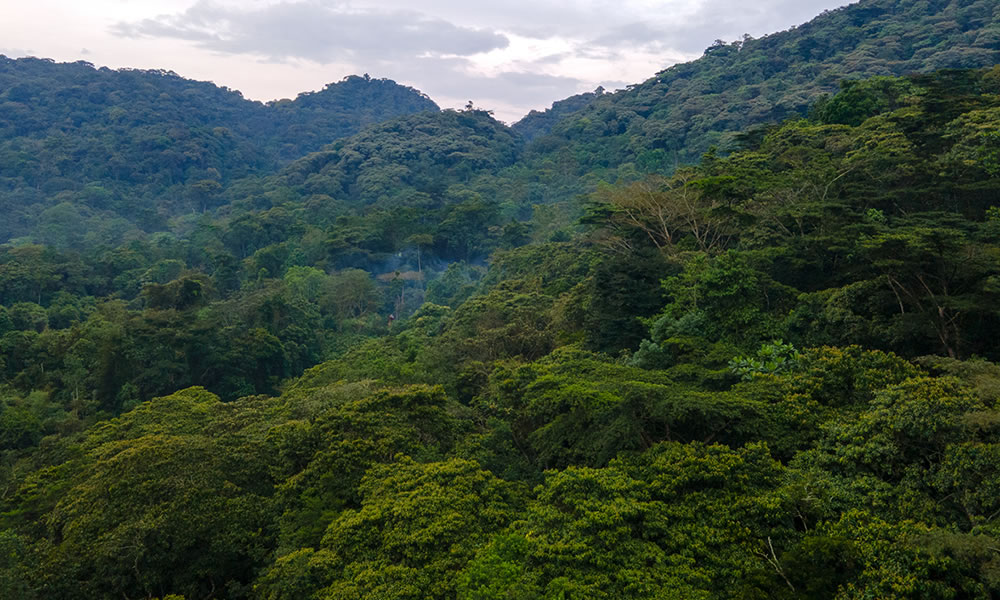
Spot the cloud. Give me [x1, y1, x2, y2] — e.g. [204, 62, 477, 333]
[336, 54, 582, 119]
[105, 0, 854, 120]
[592, 22, 672, 49]
[452, 70, 584, 106]
[589, 0, 856, 55]
[109, 0, 586, 119]
[113, 1, 509, 63]
[0, 47, 34, 58]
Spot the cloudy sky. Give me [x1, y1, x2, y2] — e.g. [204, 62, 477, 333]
[2, 0, 854, 121]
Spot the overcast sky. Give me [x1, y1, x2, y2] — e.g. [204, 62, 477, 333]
[2, 0, 854, 122]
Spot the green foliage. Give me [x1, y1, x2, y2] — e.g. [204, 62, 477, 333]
[641, 251, 795, 350]
[4, 388, 279, 599]
[526, 0, 1000, 183]
[317, 457, 525, 599]
[270, 383, 466, 551]
[730, 340, 802, 381]
[474, 347, 764, 471]
[813, 76, 921, 126]
[486, 441, 791, 599]
[455, 534, 542, 600]
[5, 5, 1000, 598]
[813, 511, 994, 599]
[0, 59, 437, 246]
[511, 87, 604, 141]
[584, 247, 670, 353]
[811, 376, 985, 482]
[0, 529, 34, 600]
[0, 400, 43, 450]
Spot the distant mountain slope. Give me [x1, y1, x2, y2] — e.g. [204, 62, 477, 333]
[512, 87, 605, 141]
[279, 109, 521, 205]
[268, 74, 441, 160]
[530, 0, 1000, 173]
[0, 57, 437, 242]
[242, 109, 523, 265]
[4, 0, 998, 246]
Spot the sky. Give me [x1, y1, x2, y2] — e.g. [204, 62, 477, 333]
[1, 0, 854, 122]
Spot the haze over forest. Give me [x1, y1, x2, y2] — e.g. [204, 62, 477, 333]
[3, 0, 1000, 598]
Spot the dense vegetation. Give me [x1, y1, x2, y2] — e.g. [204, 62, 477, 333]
[3, 0, 1000, 597]
[511, 87, 605, 141]
[0, 58, 437, 244]
[516, 0, 1000, 185]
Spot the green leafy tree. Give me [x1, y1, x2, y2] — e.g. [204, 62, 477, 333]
[316, 457, 525, 600]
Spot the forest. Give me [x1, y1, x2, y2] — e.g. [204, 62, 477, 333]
[2, 0, 1000, 598]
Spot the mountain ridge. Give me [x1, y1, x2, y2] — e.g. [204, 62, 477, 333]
[0, 56, 439, 241]
[519, 0, 1000, 168]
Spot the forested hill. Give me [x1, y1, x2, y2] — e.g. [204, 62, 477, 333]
[265, 75, 441, 160]
[511, 87, 605, 141]
[524, 0, 1000, 171]
[3, 0, 998, 246]
[4, 66, 1000, 598]
[0, 57, 437, 242]
[5, 0, 1000, 596]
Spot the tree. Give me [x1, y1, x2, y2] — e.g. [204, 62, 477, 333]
[329, 269, 380, 324]
[317, 457, 525, 599]
[491, 441, 793, 599]
[585, 170, 737, 255]
[652, 251, 795, 348]
[860, 215, 999, 358]
[34, 388, 276, 600]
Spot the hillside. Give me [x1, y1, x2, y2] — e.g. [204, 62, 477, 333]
[527, 0, 1000, 175]
[511, 87, 605, 141]
[0, 57, 437, 244]
[3, 67, 1000, 598]
[4, 0, 998, 244]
